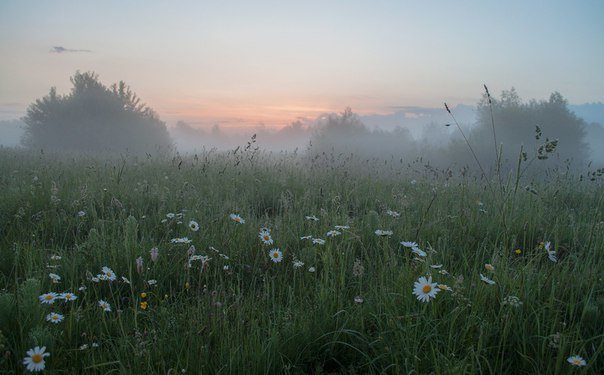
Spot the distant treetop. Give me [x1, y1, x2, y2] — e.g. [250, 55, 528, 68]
[22, 71, 172, 154]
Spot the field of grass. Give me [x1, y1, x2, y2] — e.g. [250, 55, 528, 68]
[0, 147, 602, 374]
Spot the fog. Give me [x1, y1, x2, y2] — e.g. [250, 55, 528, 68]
[169, 104, 477, 154]
[167, 98, 604, 171]
[0, 119, 25, 148]
[3, 82, 604, 172]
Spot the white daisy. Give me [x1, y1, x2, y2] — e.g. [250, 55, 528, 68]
[77, 210, 86, 217]
[430, 264, 443, 269]
[121, 276, 131, 284]
[312, 238, 326, 245]
[98, 299, 112, 312]
[354, 296, 364, 304]
[23, 346, 50, 372]
[101, 266, 117, 281]
[326, 230, 341, 237]
[50, 255, 62, 261]
[437, 284, 453, 292]
[59, 292, 77, 301]
[401, 241, 419, 249]
[188, 220, 200, 232]
[484, 263, 495, 272]
[189, 255, 211, 262]
[543, 241, 557, 262]
[229, 213, 245, 224]
[566, 355, 586, 367]
[334, 225, 350, 230]
[305, 215, 319, 221]
[293, 259, 304, 269]
[308, 267, 316, 273]
[166, 213, 175, 219]
[259, 230, 274, 245]
[375, 229, 393, 237]
[412, 276, 440, 303]
[48, 273, 61, 283]
[46, 312, 64, 324]
[170, 237, 192, 244]
[386, 210, 400, 217]
[300, 235, 313, 240]
[547, 251, 557, 262]
[480, 273, 496, 285]
[39, 292, 58, 305]
[502, 295, 523, 307]
[147, 279, 157, 286]
[411, 247, 427, 257]
[269, 248, 283, 263]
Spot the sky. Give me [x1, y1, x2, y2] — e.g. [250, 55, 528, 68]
[1, 0, 603, 129]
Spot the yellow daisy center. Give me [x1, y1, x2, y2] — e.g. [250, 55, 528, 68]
[572, 359, 581, 365]
[234, 217, 240, 222]
[31, 353, 43, 363]
[272, 252, 279, 258]
[264, 235, 270, 241]
[106, 272, 112, 277]
[422, 285, 432, 293]
[65, 294, 72, 299]
[45, 295, 53, 300]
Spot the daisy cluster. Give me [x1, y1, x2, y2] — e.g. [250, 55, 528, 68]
[22, 204, 577, 373]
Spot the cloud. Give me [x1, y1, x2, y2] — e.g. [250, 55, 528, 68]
[50, 46, 91, 53]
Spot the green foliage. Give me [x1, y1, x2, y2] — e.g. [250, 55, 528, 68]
[471, 88, 589, 169]
[27, 325, 56, 350]
[0, 293, 16, 333]
[0, 147, 602, 373]
[17, 278, 43, 329]
[22, 71, 172, 154]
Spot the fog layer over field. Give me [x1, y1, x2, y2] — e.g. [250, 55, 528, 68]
[2, 83, 604, 169]
[169, 97, 604, 169]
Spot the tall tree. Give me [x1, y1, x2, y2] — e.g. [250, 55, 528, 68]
[467, 88, 588, 170]
[22, 71, 172, 154]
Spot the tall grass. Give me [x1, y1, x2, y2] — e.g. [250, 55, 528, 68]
[0, 146, 602, 373]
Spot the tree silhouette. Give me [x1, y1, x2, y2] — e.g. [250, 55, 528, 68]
[308, 107, 418, 160]
[22, 71, 172, 154]
[466, 88, 588, 170]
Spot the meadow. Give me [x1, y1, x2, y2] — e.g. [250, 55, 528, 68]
[0, 146, 602, 374]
